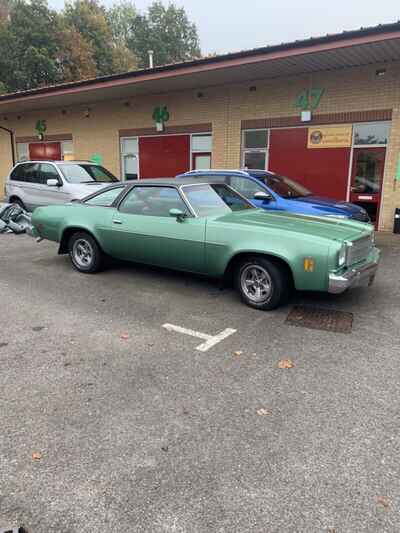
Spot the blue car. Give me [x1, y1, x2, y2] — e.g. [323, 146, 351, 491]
[176, 169, 370, 223]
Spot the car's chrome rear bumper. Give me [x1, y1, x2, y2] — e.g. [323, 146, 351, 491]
[328, 248, 380, 294]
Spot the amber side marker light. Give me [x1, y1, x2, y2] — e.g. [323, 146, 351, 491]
[304, 258, 315, 272]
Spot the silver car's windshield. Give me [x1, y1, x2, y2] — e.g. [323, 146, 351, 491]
[182, 183, 255, 217]
[60, 164, 118, 184]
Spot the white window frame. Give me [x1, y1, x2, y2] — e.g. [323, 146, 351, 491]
[241, 128, 269, 170]
[61, 140, 74, 160]
[190, 132, 213, 170]
[16, 142, 29, 162]
[120, 136, 139, 180]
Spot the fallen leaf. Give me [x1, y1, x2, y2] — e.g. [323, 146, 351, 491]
[278, 359, 295, 369]
[327, 529, 336, 533]
[233, 350, 243, 357]
[377, 496, 391, 508]
[120, 334, 129, 340]
[32, 452, 42, 461]
[257, 408, 272, 416]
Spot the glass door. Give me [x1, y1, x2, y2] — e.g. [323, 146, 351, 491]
[350, 147, 386, 224]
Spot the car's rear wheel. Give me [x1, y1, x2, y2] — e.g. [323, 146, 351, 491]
[68, 232, 103, 273]
[235, 256, 289, 310]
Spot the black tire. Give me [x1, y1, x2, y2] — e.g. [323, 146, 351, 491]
[235, 255, 289, 310]
[68, 231, 104, 273]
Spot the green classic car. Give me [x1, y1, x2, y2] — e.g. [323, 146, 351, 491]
[31, 178, 380, 311]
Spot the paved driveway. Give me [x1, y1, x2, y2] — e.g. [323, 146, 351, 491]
[0, 233, 399, 532]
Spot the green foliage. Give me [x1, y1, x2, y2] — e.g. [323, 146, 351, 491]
[0, 0, 202, 94]
[107, 0, 137, 44]
[64, 0, 117, 76]
[127, 1, 201, 68]
[0, 0, 61, 91]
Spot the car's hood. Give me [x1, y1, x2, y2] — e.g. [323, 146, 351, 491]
[71, 182, 111, 198]
[294, 195, 363, 214]
[212, 209, 370, 241]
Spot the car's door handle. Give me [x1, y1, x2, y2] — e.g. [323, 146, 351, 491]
[113, 219, 123, 225]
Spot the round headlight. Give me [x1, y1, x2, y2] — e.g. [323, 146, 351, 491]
[338, 244, 347, 267]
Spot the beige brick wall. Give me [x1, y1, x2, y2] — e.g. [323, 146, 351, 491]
[1, 60, 400, 230]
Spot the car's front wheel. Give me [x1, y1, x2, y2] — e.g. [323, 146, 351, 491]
[235, 256, 289, 310]
[68, 232, 104, 273]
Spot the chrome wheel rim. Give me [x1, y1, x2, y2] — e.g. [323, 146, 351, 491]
[241, 265, 272, 303]
[72, 239, 93, 268]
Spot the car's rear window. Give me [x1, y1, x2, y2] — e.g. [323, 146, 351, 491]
[84, 187, 125, 206]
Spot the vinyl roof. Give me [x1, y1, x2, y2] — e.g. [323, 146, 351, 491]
[1, 21, 400, 112]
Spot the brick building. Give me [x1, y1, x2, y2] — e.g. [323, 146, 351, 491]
[1, 22, 400, 230]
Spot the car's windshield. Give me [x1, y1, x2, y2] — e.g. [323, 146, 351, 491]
[60, 164, 119, 184]
[258, 174, 311, 199]
[182, 183, 255, 217]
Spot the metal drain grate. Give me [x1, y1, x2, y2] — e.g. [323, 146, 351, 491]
[286, 305, 353, 334]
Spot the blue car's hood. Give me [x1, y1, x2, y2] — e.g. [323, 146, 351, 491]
[294, 195, 363, 215]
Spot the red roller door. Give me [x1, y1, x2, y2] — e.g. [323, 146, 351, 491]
[29, 142, 62, 161]
[139, 135, 190, 179]
[269, 128, 351, 201]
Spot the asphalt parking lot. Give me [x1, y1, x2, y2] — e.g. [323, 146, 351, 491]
[1, 233, 400, 533]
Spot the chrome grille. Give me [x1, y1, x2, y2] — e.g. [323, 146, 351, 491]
[347, 235, 373, 266]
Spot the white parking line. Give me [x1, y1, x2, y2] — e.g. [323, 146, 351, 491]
[162, 323, 237, 352]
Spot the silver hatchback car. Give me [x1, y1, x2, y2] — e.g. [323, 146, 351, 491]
[4, 160, 120, 211]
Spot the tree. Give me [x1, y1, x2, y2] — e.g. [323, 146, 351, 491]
[58, 26, 97, 82]
[106, 0, 137, 45]
[127, 1, 201, 68]
[0, 0, 201, 94]
[0, 0, 61, 92]
[63, 0, 135, 76]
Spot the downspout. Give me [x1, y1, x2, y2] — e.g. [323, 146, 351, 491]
[0, 125, 16, 166]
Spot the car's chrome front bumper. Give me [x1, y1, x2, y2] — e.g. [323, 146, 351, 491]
[328, 248, 380, 294]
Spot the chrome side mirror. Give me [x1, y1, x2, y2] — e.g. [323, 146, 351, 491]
[254, 191, 272, 202]
[169, 208, 187, 222]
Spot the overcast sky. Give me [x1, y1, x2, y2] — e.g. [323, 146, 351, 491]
[48, 0, 400, 54]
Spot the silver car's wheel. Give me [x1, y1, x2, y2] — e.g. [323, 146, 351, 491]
[68, 232, 104, 273]
[72, 238, 94, 269]
[240, 264, 272, 304]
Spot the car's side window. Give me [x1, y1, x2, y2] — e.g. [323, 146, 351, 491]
[85, 187, 124, 207]
[15, 163, 40, 184]
[119, 186, 189, 217]
[40, 163, 60, 185]
[230, 176, 267, 199]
